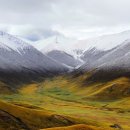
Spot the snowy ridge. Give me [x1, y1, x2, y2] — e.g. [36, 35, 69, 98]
[0, 31, 69, 73]
[4, 30, 130, 73]
[80, 39, 130, 71]
[30, 35, 82, 67]
[31, 35, 78, 55]
[30, 30, 130, 63]
[73, 30, 130, 52]
[0, 31, 32, 54]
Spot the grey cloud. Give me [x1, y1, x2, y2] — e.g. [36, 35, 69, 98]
[0, 24, 61, 41]
[22, 28, 60, 41]
[0, 0, 130, 39]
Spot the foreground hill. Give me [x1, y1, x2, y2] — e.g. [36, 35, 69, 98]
[0, 100, 77, 130]
[0, 74, 130, 130]
[41, 124, 108, 130]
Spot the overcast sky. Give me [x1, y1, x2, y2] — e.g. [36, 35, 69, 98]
[0, 0, 130, 41]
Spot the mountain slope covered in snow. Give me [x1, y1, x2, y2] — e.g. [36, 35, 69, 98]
[73, 30, 130, 52]
[0, 31, 69, 85]
[79, 39, 130, 82]
[0, 31, 68, 72]
[95, 40, 130, 69]
[31, 35, 82, 67]
[30, 31, 130, 63]
[32, 35, 77, 53]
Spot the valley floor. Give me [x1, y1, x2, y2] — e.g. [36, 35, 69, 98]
[0, 75, 130, 130]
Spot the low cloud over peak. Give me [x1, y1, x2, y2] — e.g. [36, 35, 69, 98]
[0, 0, 130, 40]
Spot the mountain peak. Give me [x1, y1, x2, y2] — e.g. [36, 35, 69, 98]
[0, 31, 32, 53]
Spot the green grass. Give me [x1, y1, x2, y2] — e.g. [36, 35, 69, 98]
[0, 75, 130, 129]
[37, 86, 83, 103]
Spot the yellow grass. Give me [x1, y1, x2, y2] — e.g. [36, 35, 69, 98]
[0, 75, 130, 130]
[0, 100, 76, 130]
[41, 124, 112, 130]
[19, 83, 38, 94]
[0, 81, 12, 94]
[87, 77, 130, 100]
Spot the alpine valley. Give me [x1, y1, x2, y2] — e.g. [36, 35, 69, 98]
[0, 30, 130, 130]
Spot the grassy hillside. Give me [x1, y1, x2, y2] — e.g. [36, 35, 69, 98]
[0, 81, 12, 94]
[41, 124, 111, 130]
[85, 77, 130, 100]
[0, 100, 77, 130]
[0, 72, 130, 129]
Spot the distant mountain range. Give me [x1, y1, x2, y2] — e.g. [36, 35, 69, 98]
[30, 30, 130, 70]
[1, 30, 130, 85]
[0, 31, 69, 85]
[30, 35, 82, 67]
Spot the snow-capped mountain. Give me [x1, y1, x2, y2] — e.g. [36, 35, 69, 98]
[79, 47, 111, 70]
[0, 31, 31, 54]
[80, 39, 130, 71]
[30, 30, 130, 60]
[30, 35, 82, 67]
[29, 30, 130, 69]
[81, 47, 108, 62]
[32, 35, 77, 53]
[0, 31, 69, 73]
[95, 39, 130, 69]
[73, 30, 130, 52]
